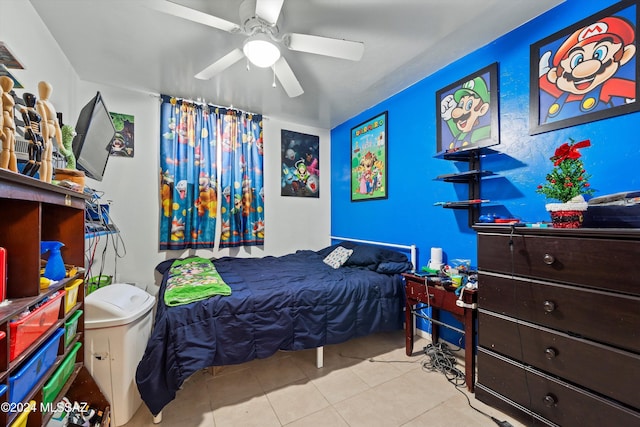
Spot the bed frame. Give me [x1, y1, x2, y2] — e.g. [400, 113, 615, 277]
[152, 237, 416, 424]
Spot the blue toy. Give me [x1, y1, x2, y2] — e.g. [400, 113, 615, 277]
[41, 241, 66, 281]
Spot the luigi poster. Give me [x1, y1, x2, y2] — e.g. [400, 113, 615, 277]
[109, 112, 135, 157]
[281, 129, 320, 197]
[436, 63, 499, 154]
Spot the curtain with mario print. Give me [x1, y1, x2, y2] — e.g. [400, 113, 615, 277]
[218, 109, 264, 248]
[158, 96, 264, 250]
[159, 96, 218, 249]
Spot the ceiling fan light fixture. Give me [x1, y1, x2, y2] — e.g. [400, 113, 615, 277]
[243, 33, 281, 68]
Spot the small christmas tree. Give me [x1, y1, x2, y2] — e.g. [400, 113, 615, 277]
[536, 138, 595, 203]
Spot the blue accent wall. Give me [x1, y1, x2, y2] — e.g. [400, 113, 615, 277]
[330, 0, 639, 341]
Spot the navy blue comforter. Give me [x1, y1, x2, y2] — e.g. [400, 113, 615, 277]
[136, 249, 408, 415]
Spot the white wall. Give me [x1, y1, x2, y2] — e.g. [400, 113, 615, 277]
[3, 0, 332, 291]
[1, 0, 79, 123]
[83, 83, 332, 289]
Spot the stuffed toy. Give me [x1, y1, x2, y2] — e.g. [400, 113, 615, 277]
[60, 124, 77, 169]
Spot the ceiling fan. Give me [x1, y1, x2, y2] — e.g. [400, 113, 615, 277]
[149, 0, 365, 98]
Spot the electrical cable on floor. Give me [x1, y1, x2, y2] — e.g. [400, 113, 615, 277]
[421, 342, 465, 385]
[422, 342, 514, 427]
[338, 353, 421, 364]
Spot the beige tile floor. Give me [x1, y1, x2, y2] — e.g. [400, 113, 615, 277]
[124, 331, 525, 427]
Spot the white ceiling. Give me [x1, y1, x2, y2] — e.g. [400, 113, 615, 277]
[29, 0, 564, 129]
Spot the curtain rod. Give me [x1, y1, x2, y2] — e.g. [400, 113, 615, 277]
[155, 93, 263, 117]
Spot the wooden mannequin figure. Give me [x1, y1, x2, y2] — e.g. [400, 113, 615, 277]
[0, 76, 18, 172]
[20, 93, 44, 177]
[36, 81, 62, 183]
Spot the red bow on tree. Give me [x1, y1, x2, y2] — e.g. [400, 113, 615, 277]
[551, 139, 591, 166]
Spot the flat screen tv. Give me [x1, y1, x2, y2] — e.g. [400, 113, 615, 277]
[71, 91, 116, 181]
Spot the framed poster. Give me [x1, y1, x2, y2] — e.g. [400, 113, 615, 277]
[0, 42, 24, 69]
[436, 63, 499, 154]
[530, 0, 639, 135]
[0, 64, 23, 89]
[109, 112, 135, 157]
[281, 129, 319, 197]
[351, 111, 387, 201]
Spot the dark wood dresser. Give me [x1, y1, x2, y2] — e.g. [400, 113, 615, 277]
[473, 225, 640, 427]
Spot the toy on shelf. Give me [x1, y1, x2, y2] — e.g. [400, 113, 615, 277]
[60, 124, 77, 169]
[0, 75, 18, 172]
[54, 123, 86, 192]
[20, 92, 44, 177]
[36, 81, 63, 183]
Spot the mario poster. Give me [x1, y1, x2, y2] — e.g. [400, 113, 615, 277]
[531, 0, 640, 135]
[351, 111, 387, 201]
[436, 63, 499, 154]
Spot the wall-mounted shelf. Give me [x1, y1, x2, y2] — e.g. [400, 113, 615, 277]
[434, 147, 497, 227]
[440, 199, 490, 209]
[435, 146, 499, 161]
[435, 170, 495, 183]
[85, 230, 118, 239]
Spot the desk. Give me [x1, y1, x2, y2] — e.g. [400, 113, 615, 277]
[402, 273, 478, 392]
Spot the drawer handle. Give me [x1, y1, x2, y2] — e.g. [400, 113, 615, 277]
[543, 300, 556, 313]
[544, 347, 557, 359]
[543, 394, 557, 407]
[543, 253, 555, 265]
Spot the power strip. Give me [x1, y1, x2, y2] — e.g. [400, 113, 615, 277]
[492, 417, 514, 427]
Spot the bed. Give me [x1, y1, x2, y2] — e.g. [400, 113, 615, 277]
[135, 238, 415, 417]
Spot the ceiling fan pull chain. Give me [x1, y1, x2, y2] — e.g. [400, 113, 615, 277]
[272, 66, 277, 88]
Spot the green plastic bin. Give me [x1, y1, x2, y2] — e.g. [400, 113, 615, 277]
[41, 342, 82, 406]
[86, 275, 112, 295]
[64, 310, 83, 347]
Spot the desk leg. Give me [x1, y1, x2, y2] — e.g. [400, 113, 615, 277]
[464, 307, 475, 392]
[431, 307, 440, 345]
[405, 300, 415, 356]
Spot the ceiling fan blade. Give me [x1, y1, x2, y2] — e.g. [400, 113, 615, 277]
[273, 57, 304, 98]
[149, 1, 240, 33]
[286, 33, 364, 61]
[255, 0, 284, 25]
[195, 49, 245, 80]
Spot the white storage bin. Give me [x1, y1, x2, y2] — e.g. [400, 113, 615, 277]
[84, 283, 155, 426]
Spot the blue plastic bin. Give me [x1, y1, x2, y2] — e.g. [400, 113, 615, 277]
[9, 328, 64, 404]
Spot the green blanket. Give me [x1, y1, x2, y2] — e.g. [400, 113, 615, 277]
[164, 257, 231, 306]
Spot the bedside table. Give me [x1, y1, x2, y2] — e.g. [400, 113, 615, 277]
[402, 272, 478, 391]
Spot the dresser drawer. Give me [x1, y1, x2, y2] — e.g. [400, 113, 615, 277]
[478, 272, 640, 353]
[477, 233, 640, 295]
[478, 349, 640, 427]
[479, 312, 640, 410]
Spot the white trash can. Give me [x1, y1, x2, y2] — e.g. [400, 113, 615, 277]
[84, 283, 155, 426]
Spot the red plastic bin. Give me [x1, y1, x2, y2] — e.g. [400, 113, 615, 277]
[9, 290, 65, 361]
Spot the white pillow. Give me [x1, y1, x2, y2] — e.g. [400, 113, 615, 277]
[323, 246, 353, 269]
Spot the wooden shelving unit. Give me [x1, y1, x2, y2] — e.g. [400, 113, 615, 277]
[0, 169, 109, 427]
